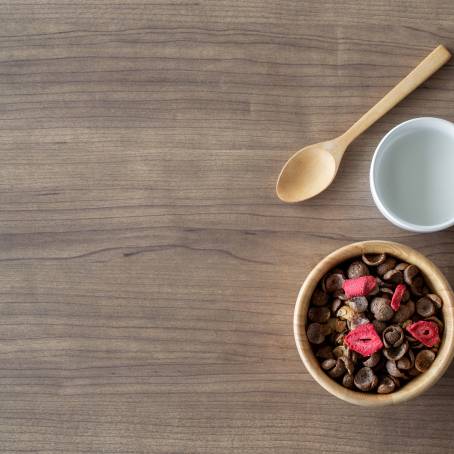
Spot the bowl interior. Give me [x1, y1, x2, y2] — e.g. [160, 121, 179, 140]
[294, 240, 454, 406]
[371, 117, 454, 232]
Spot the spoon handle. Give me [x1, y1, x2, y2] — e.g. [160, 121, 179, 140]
[341, 44, 451, 144]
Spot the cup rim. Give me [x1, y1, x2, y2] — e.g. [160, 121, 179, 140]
[293, 240, 454, 406]
[370, 117, 454, 233]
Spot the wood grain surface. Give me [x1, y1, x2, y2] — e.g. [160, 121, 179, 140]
[0, 1, 453, 452]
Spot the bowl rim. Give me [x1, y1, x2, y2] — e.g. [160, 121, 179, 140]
[370, 116, 454, 233]
[294, 240, 454, 406]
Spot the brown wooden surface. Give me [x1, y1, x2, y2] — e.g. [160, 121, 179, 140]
[0, 1, 454, 452]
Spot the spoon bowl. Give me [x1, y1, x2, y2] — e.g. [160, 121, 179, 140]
[276, 141, 343, 203]
[276, 45, 451, 203]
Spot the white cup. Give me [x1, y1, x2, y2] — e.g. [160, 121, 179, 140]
[370, 117, 454, 232]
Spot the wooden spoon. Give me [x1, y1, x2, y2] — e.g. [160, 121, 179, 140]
[276, 44, 451, 203]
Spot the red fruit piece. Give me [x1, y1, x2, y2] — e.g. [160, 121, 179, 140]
[344, 323, 383, 356]
[343, 276, 377, 298]
[406, 321, 440, 347]
[391, 283, 406, 311]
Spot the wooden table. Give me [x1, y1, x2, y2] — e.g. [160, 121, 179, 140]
[1, 1, 453, 452]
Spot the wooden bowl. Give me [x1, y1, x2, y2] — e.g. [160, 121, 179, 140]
[294, 240, 454, 406]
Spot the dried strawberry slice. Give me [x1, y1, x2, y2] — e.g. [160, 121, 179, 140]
[390, 283, 406, 311]
[343, 276, 377, 298]
[344, 323, 383, 356]
[406, 321, 440, 347]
